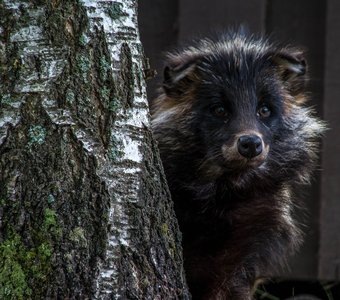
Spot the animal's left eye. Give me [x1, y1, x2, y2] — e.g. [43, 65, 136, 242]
[257, 105, 271, 118]
[213, 106, 227, 117]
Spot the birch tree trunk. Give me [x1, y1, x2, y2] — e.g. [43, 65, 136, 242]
[0, 0, 189, 299]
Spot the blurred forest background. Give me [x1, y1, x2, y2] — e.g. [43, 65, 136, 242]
[138, 0, 340, 286]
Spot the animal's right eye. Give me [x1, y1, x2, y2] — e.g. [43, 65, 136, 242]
[213, 106, 227, 117]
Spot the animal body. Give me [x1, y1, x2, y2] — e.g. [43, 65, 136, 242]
[151, 32, 325, 300]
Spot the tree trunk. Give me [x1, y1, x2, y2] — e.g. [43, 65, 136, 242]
[0, 0, 189, 299]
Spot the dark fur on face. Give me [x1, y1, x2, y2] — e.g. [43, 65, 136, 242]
[151, 32, 325, 300]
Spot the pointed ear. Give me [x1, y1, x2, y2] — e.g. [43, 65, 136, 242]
[271, 49, 307, 95]
[163, 59, 198, 97]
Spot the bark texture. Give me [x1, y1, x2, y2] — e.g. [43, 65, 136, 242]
[0, 0, 189, 299]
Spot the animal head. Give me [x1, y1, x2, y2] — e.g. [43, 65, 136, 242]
[152, 32, 325, 187]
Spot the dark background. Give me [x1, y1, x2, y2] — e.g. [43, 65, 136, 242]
[138, 0, 340, 283]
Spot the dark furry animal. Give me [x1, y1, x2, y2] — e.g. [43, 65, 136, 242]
[151, 32, 325, 300]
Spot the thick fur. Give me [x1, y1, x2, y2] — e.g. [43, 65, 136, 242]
[151, 32, 325, 300]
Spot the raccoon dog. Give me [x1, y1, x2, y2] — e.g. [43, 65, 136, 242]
[151, 32, 325, 300]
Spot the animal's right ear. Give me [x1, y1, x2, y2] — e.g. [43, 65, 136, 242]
[163, 60, 198, 97]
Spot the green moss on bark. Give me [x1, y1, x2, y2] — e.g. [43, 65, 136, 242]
[0, 94, 12, 106]
[0, 233, 31, 300]
[106, 2, 125, 20]
[27, 125, 46, 147]
[76, 54, 91, 83]
[108, 135, 123, 161]
[99, 56, 110, 81]
[160, 223, 177, 258]
[69, 227, 87, 248]
[109, 98, 120, 113]
[0, 206, 62, 298]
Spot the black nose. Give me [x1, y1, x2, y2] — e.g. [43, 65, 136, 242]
[237, 135, 263, 159]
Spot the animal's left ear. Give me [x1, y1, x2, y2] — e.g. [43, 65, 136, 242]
[270, 49, 307, 95]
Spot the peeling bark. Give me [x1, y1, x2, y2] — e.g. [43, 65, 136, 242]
[0, 1, 189, 299]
